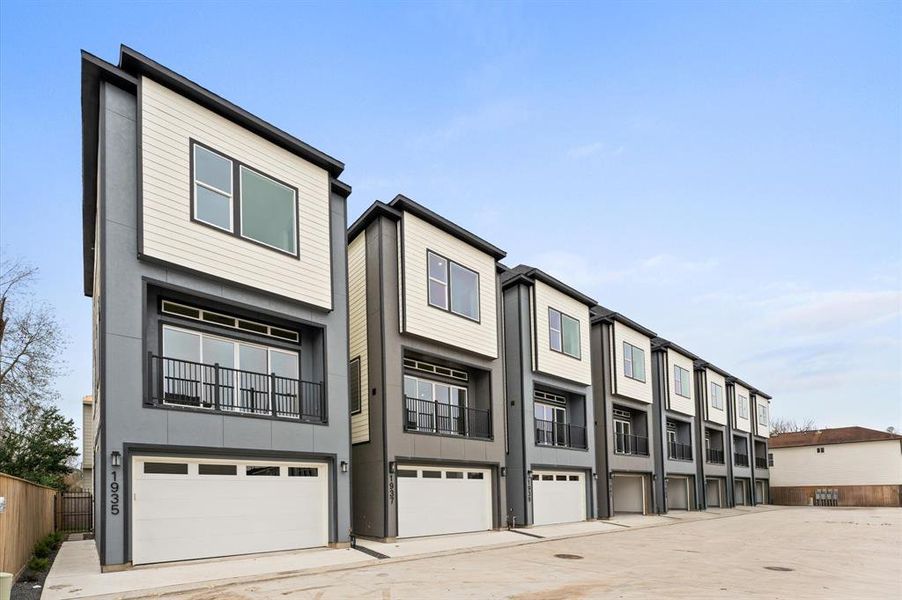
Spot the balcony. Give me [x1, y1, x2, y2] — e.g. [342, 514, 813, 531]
[705, 448, 725, 464]
[404, 396, 492, 439]
[148, 354, 325, 422]
[755, 456, 768, 469]
[614, 433, 649, 456]
[734, 453, 750, 467]
[535, 419, 588, 450]
[667, 441, 693, 461]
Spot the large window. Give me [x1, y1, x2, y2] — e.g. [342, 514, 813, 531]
[710, 382, 724, 410]
[738, 395, 748, 419]
[427, 251, 480, 321]
[404, 374, 468, 434]
[673, 365, 691, 398]
[534, 402, 567, 446]
[623, 341, 646, 382]
[757, 403, 768, 427]
[192, 141, 298, 256]
[548, 308, 581, 358]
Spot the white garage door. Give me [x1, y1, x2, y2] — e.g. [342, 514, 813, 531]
[734, 479, 747, 505]
[397, 465, 492, 537]
[612, 474, 645, 514]
[132, 457, 328, 565]
[666, 476, 691, 511]
[706, 478, 722, 507]
[755, 480, 766, 504]
[532, 471, 586, 525]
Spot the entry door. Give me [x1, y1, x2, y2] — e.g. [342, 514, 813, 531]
[132, 457, 328, 565]
[532, 471, 586, 525]
[397, 465, 492, 537]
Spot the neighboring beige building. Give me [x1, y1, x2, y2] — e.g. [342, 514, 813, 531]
[770, 427, 902, 507]
[78, 395, 94, 491]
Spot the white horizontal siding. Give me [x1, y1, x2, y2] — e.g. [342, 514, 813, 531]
[348, 233, 369, 444]
[733, 383, 752, 433]
[140, 77, 332, 309]
[771, 441, 902, 486]
[532, 281, 592, 386]
[666, 348, 695, 416]
[399, 213, 499, 358]
[612, 321, 652, 403]
[705, 368, 727, 425]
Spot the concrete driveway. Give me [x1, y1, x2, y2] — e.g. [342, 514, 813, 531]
[43, 506, 901, 599]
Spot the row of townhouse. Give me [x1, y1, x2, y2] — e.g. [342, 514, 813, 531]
[82, 47, 772, 568]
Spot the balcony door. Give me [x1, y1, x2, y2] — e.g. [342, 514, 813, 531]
[534, 403, 566, 446]
[404, 375, 468, 435]
[614, 418, 632, 454]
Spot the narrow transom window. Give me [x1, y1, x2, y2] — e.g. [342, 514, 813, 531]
[549, 308, 581, 358]
[426, 251, 480, 321]
[623, 341, 646, 382]
[673, 365, 691, 397]
[193, 145, 233, 231]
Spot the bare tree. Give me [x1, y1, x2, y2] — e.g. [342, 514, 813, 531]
[0, 255, 67, 424]
[770, 417, 818, 435]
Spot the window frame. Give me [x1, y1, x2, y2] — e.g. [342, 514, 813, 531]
[738, 394, 749, 419]
[622, 341, 646, 382]
[349, 356, 362, 415]
[189, 139, 300, 259]
[710, 382, 724, 410]
[548, 307, 582, 359]
[673, 365, 691, 398]
[425, 250, 481, 322]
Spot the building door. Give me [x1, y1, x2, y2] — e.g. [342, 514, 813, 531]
[734, 479, 747, 505]
[397, 465, 492, 537]
[706, 478, 722, 507]
[666, 476, 691, 511]
[532, 471, 587, 525]
[612, 474, 646, 514]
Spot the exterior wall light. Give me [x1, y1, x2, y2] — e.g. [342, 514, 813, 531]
[500, 467, 507, 477]
[389, 461, 396, 474]
[111, 450, 121, 468]
[340, 460, 348, 473]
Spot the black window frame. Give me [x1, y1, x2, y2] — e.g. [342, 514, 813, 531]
[673, 364, 691, 398]
[425, 250, 481, 323]
[622, 341, 646, 382]
[548, 307, 581, 359]
[189, 139, 301, 259]
[349, 356, 362, 415]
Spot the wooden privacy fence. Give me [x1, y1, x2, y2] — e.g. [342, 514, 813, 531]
[771, 484, 902, 507]
[56, 491, 93, 533]
[0, 473, 57, 576]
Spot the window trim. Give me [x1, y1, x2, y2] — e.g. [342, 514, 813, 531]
[425, 250, 481, 322]
[673, 364, 691, 398]
[710, 382, 724, 410]
[349, 356, 362, 415]
[189, 139, 301, 259]
[738, 394, 749, 419]
[548, 307, 582, 359]
[622, 341, 646, 383]
[192, 143, 234, 233]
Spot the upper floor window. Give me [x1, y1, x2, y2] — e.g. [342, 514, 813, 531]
[549, 308, 581, 359]
[349, 357, 361, 414]
[768, 452, 774, 467]
[192, 141, 298, 256]
[622, 341, 645, 382]
[710, 382, 724, 410]
[738, 395, 749, 418]
[757, 403, 768, 427]
[427, 251, 480, 321]
[673, 365, 691, 397]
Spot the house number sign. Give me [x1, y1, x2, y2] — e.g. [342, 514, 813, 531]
[110, 471, 120, 515]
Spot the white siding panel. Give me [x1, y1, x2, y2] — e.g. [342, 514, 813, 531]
[400, 213, 498, 358]
[771, 441, 902, 486]
[733, 383, 752, 433]
[140, 77, 332, 309]
[348, 233, 369, 444]
[533, 281, 592, 385]
[612, 322, 652, 403]
[705, 368, 727, 425]
[666, 348, 695, 416]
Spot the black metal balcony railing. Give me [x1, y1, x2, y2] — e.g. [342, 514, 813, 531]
[755, 456, 768, 469]
[614, 433, 649, 456]
[667, 441, 693, 461]
[535, 419, 588, 449]
[404, 396, 492, 439]
[706, 448, 725, 464]
[734, 453, 750, 467]
[149, 354, 325, 423]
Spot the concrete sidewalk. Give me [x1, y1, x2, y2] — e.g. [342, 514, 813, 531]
[41, 508, 781, 599]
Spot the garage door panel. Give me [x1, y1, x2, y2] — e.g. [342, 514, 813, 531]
[667, 477, 690, 510]
[612, 474, 645, 514]
[398, 467, 492, 538]
[132, 457, 328, 565]
[532, 471, 586, 525]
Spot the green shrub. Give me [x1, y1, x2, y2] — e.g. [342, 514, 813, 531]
[27, 557, 50, 572]
[50, 531, 65, 547]
[33, 539, 52, 559]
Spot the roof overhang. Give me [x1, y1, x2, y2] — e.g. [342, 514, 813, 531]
[500, 265, 596, 307]
[651, 337, 699, 360]
[591, 305, 656, 337]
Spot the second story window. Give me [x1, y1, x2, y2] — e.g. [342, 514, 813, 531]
[757, 403, 768, 428]
[710, 382, 724, 409]
[192, 141, 298, 257]
[622, 341, 645, 382]
[738, 395, 748, 418]
[427, 251, 480, 321]
[549, 308, 581, 358]
[673, 365, 691, 397]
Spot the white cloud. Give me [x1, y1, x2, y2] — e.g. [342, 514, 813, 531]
[566, 141, 624, 159]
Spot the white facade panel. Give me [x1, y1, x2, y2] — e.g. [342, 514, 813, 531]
[397, 466, 492, 537]
[612, 322, 652, 403]
[705, 368, 727, 425]
[348, 232, 369, 444]
[531, 281, 592, 385]
[532, 471, 587, 525]
[399, 213, 498, 358]
[666, 348, 695, 416]
[770, 441, 902, 487]
[732, 383, 752, 433]
[140, 77, 333, 309]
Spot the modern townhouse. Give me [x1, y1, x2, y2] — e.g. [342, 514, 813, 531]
[590, 306, 659, 517]
[82, 47, 352, 567]
[347, 196, 508, 540]
[500, 265, 598, 527]
[693, 360, 732, 508]
[750, 389, 772, 503]
[726, 377, 754, 505]
[650, 338, 701, 512]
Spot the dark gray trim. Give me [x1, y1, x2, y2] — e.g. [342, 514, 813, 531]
[590, 305, 657, 338]
[500, 265, 596, 306]
[331, 178, 352, 198]
[651, 337, 699, 361]
[377, 217, 390, 538]
[347, 201, 401, 241]
[97, 83, 109, 564]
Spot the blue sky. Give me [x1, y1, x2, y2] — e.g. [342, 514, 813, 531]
[1, 1, 900, 452]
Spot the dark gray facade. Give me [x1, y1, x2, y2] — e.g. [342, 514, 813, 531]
[84, 52, 352, 567]
[350, 204, 508, 540]
[501, 275, 597, 527]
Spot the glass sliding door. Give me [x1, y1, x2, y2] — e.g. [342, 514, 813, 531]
[404, 375, 468, 435]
